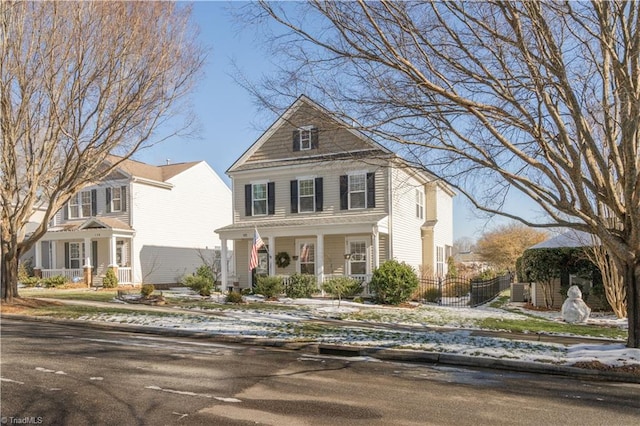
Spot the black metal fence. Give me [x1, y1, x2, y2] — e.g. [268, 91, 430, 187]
[415, 274, 511, 308]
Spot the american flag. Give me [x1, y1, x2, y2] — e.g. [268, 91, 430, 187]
[300, 244, 309, 262]
[249, 228, 265, 270]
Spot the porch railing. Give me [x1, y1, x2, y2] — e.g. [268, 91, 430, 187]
[117, 267, 132, 284]
[41, 268, 83, 282]
[278, 274, 373, 296]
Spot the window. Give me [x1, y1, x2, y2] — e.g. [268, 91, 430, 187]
[69, 242, 82, 269]
[111, 187, 122, 212]
[245, 182, 274, 216]
[252, 183, 267, 216]
[298, 179, 315, 212]
[293, 126, 318, 151]
[416, 189, 424, 219]
[348, 241, 367, 275]
[340, 173, 374, 210]
[298, 242, 315, 275]
[349, 174, 366, 209]
[436, 246, 444, 277]
[299, 127, 312, 150]
[69, 191, 92, 219]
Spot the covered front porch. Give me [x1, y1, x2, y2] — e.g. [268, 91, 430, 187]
[34, 218, 135, 286]
[216, 214, 388, 292]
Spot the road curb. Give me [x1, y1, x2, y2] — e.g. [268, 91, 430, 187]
[3, 314, 639, 384]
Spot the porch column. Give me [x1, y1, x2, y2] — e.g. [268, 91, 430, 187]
[268, 235, 275, 276]
[220, 238, 228, 291]
[83, 237, 92, 287]
[109, 235, 118, 266]
[372, 226, 380, 270]
[34, 241, 43, 278]
[316, 233, 324, 285]
[51, 242, 57, 271]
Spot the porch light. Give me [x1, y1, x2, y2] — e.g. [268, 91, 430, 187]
[344, 253, 352, 260]
[292, 255, 299, 260]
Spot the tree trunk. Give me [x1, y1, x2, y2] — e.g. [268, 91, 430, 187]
[1, 238, 19, 303]
[625, 261, 640, 348]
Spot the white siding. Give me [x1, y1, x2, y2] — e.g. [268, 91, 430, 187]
[131, 162, 232, 284]
[389, 168, 425, 272]
[432, 184, 454, 260]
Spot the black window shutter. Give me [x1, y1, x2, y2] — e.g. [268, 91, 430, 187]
[121, 186, 127, 212]
[106, 188, 111, 213]
[92, 241, 98, 275]
[267, 182, 275, 215]
[245, 184, 252, 216]
[91, 189, 97, 216]
[292, 130, 301, 151]
[315, 177, 323, 211]
[311, 128, 319, 149]
[63, 203, 68, 220]
[290, 180, 298, 213]
[367, 172, 376, 208]
[64, 243, 70, 269]
[340, 175, 348, 210]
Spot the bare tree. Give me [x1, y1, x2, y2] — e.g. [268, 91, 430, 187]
[475, 223, 547, 272]
[1, 2, 204, 302]
[246, 1, 640, 347]
[585, 236, 627, 319]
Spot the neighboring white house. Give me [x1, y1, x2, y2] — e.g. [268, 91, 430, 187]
[34, 156, 232, 286]
[215, 95, 454, 291]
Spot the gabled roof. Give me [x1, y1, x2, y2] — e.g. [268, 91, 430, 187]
[48, 217, 132, 233]
[105, 155, 201, 183]
[227, 95, 392, 174]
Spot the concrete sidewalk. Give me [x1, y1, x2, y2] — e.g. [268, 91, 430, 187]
[3, 297, 638, 384]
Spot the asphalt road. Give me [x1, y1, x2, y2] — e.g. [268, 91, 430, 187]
[1, 318, 639, 426]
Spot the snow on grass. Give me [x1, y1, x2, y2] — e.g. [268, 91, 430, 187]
[73, 295, 640, 369]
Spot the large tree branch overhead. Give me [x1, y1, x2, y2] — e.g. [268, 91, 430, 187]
[248, 1, 640, 347]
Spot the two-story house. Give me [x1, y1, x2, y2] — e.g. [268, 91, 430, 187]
[33, 156, 232, 287]
[215, 95, 454, 291]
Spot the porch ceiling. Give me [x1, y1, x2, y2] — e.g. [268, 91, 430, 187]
[216, 213, 388, 239]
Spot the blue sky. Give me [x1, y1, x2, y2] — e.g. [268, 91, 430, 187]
[137, 1, 531, 241]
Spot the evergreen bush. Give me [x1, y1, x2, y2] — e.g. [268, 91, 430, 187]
[369, 260, 419, 305]
[141, 284, 155, 297]
[102, 268, 119, 288]
[42, 275, 67, 288]
[322, 276, 363, 302]
[254, 275, 283, 299]
[225, 291, 244, 303]
[284, 273, 317, 298]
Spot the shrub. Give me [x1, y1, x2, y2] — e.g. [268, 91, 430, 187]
[420, 287, 442, 303]
[322, 276, 363, 302]
[183, 275, 213, 296]
[284, 273, 317, 298]
[441, 279, 469, 297]
[182, 264, 217, 296]
[254, 275, 284, 299]
[21, 276, 41, 287]
[102, 268, 119, 288]
[225, 291, 244, 303]
[141, 284, 155, 297]
[42, 275, 67, 288]
[369, 260, 419, 305]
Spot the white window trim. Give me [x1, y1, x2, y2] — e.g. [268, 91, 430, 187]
[416, 188, 424, 220]
[347, 173, 367, 210]
[298, 125, 314, 151]
[345, 238, 369, 275]
[296, 239, 316, 275]
[297, 177, 315, 213]
[68, 190, 91, 219]
[251, 181, 268, 216]
[111, 187, 122, 213]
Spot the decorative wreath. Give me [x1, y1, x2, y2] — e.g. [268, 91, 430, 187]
[275, 251, 291, 268]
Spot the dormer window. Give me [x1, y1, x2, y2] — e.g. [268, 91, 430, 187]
[293, 126, 318, 151]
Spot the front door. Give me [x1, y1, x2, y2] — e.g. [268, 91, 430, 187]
[252, 246, 269, 288]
